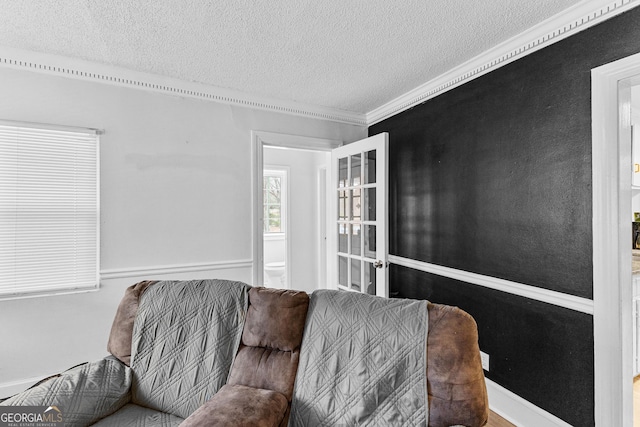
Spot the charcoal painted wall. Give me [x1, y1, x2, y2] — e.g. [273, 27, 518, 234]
[369, 7, 640, 427]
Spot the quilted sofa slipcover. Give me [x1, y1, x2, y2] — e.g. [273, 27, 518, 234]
[1, 279, 488, 426]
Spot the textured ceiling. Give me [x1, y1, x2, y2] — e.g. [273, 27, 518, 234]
[0, 0, 585, 113]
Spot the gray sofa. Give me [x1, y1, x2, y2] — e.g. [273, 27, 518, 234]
[1, 279, 488, 426]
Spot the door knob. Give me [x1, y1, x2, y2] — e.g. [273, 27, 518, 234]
[373, 260, 385, 269]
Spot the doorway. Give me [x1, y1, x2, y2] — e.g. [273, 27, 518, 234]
[592, 52, 640, 426]
[251, 131, 341, 292]
[263, 166, 289, 288]
[632, 85, 640, 427]
[262, 147, 330, 293]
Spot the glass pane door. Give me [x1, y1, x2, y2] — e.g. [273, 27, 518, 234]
[331, 133, 388, 297]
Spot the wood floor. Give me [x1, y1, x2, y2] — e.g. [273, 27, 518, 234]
[486, 410, 516, 427]
[635, 375, 640, 427]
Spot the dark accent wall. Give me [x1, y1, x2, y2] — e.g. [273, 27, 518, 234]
[369, 8, 640, 427]
[392, 264, 593, 426]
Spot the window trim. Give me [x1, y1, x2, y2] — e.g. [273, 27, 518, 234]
[0, 119, 101, 300]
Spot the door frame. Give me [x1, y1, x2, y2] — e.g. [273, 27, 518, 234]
[592, 51, 640, 426]
[251, 131, 341, 288]
[317, 166, 328, 289]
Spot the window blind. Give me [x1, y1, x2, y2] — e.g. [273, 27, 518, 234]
[0, 122, 99, 297]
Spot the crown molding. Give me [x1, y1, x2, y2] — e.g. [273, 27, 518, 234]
[0, 46, 367, 127]
[367, 0, 640, 125]
[2, 0, 636, 129]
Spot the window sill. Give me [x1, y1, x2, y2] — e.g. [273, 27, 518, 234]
[264, 233, 285, 241]
[0, 285, 100, 302]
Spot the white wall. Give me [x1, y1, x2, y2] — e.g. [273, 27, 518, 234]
[263, 148, 331, 293]
[263, 235, 286, 266]
[0, 66, 366, 396]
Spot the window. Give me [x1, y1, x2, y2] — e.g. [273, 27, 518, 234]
[0, 121, 100, 297]
[263, 169, 287, 234]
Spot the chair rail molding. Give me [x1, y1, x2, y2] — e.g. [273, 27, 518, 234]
[100, 259, 253, 280]
[388, 255, 594, 314]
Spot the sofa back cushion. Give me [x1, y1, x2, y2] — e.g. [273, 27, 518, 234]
[130, 279, 250, 419]
[289, 289, 430, 426]
[241, 287, 308, 352]
[289, 291, 489, 427]
[227, 287, 309, 425]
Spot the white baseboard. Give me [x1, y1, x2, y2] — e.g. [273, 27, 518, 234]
[487, 378, 572, 427]
[0, 375, 52, 399]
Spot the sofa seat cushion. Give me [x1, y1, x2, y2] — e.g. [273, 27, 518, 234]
[90, 403, 184, 426]
[180, 384, 288, 427]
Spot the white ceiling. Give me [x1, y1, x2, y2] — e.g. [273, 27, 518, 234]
[1, 0, 588, 114]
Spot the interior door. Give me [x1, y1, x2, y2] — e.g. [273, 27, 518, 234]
[330, 132, 388, 297]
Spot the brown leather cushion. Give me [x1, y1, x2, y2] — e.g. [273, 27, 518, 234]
[427, 302, 489, 427]
[227, 287, 309, 427]
[241, 287, 309, 351]
[106, 280, 157, 366]
[227, 345, 299, 400]
[228, 287, 309, 401]
[180, 384, 288, 427]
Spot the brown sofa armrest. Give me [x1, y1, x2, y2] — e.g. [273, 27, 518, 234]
[107, 280, 157, 365]
[427, 302, 489, 427]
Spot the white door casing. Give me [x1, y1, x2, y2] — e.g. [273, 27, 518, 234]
[591, 51, 640, 427]
[330, 133, 389, 297]
[251, 131, 341, 289]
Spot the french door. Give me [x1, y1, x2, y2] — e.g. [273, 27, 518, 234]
[330, 133, 388, 297]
